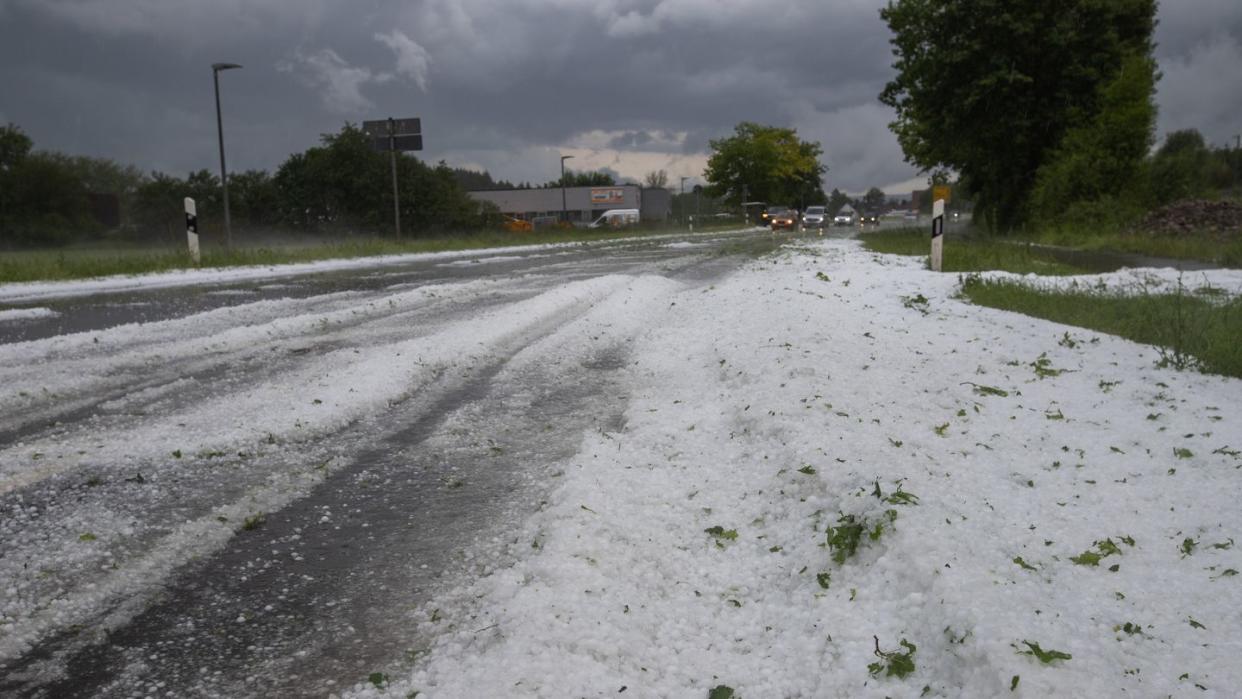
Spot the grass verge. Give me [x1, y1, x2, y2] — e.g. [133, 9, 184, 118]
[1030, 228, 1242, 268]
[0, 223, 750, 284]
[960, 274, 1242, 379]
[859, 228, 1085, 275]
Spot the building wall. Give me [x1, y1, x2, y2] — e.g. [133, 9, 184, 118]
[639, 187, 670, 222]
[469, 185, 671, 224]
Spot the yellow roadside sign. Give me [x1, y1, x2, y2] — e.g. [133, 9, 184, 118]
[932, 185, 952, 203]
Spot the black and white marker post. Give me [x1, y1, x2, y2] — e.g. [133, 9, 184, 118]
[184, 197, 200, 265]
[930, 197, 945, 272]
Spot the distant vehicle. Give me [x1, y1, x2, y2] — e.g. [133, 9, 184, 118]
[833, 209, 855, 227]
[769, 207, 797, 230]
[802, 206, 827, 229]
[860, 211, 880, 226]
[759, 205, 782, 227]
[588, 208, 640, 229]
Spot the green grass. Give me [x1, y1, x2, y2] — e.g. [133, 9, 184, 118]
[0, 222, 750, 283]
[859, 228, 1085, 275]
[1030, 227, 1242, 267]
[960, 275, 1242, 378]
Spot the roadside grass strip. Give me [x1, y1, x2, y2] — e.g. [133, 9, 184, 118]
[350, 241, 1242, 698]
[0, 224, 750, 284]
[960, 274, 1242, 379]
[858, 228, 1084, 275]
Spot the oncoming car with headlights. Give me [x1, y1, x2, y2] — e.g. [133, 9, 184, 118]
[801, 205, 827, 230]
[768, 206, 797, 230]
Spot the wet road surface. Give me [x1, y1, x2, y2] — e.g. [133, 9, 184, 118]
[0, 228, 798, 697]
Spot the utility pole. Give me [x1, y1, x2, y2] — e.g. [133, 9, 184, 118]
[388, 118, 401, 237]
[560, 154, 574, 224]
[362, 117, 422, 236]
[211, 62, 242, 248]
[680, 176, 688, 225]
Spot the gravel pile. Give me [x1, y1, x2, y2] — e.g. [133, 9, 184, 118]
[1131, 199, 1242, 237]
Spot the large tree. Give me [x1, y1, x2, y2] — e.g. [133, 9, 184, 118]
[862, 187, 887, 211]
[879, 0, 1157, 231]
[703, 122, 825, 207]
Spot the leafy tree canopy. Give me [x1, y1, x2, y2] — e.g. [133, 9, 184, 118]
[644, 169, 670, 189]
[827, 188, 850, 216]
[879, 0, 1157, 231]
[703, 122, 825, 208]
[862, 187, 887, 211]
[545, 170, 617, 188]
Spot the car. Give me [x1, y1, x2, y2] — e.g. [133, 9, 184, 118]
[801, 206, 827, 229]
[768, 207, 797, 230]
[860, 211, 880, 226]
[833, 210, 855, 226]
[759, 205, 780, 227]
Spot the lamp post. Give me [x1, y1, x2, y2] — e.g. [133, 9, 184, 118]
[212, 62, 242, 248]
[560, 155, 574, 224]
[680, 176, 688, 226]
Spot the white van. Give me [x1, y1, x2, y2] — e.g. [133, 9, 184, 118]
[588, 209, 640, 229]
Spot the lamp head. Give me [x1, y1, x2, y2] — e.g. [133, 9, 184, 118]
[212, 63, 243, 72]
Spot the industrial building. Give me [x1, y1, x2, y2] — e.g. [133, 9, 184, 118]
[468, 185, 671, 225]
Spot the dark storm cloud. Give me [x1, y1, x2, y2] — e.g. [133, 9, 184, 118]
[2, 0, 1239, 193]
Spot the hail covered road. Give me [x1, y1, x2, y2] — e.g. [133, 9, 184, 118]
[0, 229, 793, 697]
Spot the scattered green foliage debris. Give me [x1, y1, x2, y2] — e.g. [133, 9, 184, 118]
[868, 636, 917, 679]
[827, 510, 897, 564]
[705, 526, 739, 545]
[1019, 640, 1072, 664]
[962, 382, 1010, 397]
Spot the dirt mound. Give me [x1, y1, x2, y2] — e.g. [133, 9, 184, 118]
[1132, 199, 1242, 238]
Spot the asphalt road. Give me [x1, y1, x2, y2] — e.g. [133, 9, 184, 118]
[0, 227, 817, 697]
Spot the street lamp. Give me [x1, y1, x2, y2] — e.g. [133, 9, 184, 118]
[680, 176, 688, 225]
[560, 154, 574, 224]
[212, 62, 242, 248]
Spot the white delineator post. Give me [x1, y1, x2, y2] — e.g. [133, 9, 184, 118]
[184, 197, 201, 265]
[930, 198, 945, 272]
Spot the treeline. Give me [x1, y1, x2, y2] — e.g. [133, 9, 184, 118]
[1028, 126, 1242, 228]
[0, 123, 505, 248]
[451, 167, 621, 191]
[879, 0, 1242, 233]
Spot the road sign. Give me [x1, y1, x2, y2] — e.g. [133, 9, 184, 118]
[364, 115, 423, 237]
[362, 117, 421, 137]
[391, 117, 421, 135]
[370, 134, 423, 152]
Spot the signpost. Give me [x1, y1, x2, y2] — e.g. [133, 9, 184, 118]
[184, 197, 200, 264]
[363, 117, 423, 236]
[930, 198, 945, 272]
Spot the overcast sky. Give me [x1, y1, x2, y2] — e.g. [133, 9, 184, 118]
[1, 0, 1239, 195]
